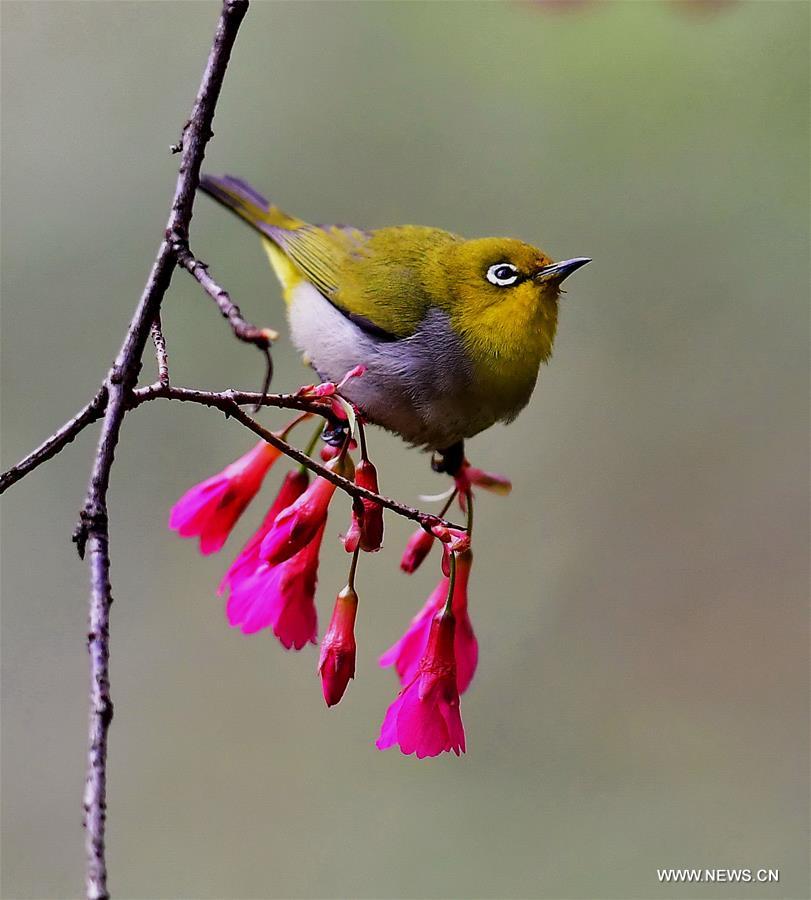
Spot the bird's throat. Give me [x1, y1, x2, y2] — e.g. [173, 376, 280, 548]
[459, 298, 557, 415]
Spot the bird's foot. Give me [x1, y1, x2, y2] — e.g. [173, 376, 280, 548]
[431, 441, 465, 477]
[322, 420, 351, 448]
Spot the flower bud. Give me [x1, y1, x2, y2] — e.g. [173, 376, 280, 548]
[400, 527, 434, 574]
[260, 456, 350, 565]
[355, 459, 384, 552]
[320, 443, 341, 462]
[342, 503, 363, 553]
[318, 585, 358, 706]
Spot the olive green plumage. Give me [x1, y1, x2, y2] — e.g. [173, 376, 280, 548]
[200, 174, 589, 450]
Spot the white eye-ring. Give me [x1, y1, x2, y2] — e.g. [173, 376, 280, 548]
[486, 262, 522, 287]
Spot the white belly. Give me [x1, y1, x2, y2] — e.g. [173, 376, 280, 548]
[286, 282, 500, 449]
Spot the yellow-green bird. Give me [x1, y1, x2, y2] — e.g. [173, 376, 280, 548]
[200, 174, 589, 465]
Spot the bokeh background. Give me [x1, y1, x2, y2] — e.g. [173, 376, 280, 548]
[2, 2, 808, 898]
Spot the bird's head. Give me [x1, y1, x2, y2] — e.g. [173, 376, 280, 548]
[440, 237, 590, 368]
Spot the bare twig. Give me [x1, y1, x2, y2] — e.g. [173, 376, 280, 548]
[76, 4, 249, 898]
[174, 244, 277, 349]
[0, 388, 108, 494]
[131, 382, 336, 418]
[218, 406, 455, 530]
[174, 243, 276, 400]
[151, 317, 170, 386]
[129, 384, 459, 529]
[0, 387, 325, 496]
[1, 381, 458, 531]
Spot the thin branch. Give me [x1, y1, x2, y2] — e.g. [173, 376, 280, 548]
[0, 388, 108, 494]
[224, 406, 454, 529]
[130, 384, 459, 530]
[0, 380, 460, 534]
[130, 382, 333, 417]
[174, 242, 277, 400]
[76, 4, 249, 898]
[151, 316, 170, 386]
[0, 387, 329, 496]
[174, 243, 278, 349]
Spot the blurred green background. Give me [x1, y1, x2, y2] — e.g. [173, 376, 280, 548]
[2, 2, 808, 898]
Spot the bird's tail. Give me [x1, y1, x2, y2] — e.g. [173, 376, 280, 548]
[198, 174, 304, 233]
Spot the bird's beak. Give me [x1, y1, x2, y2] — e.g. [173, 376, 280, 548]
[534, 257, 591, 284]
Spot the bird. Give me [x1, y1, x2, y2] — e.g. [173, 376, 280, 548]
[199, 174, 589, 470]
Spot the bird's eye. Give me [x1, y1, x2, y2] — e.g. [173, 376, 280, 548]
[485, 262, 521, 287]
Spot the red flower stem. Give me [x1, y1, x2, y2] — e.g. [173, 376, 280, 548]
[278, 411, 312, 440]
[346, 545, 361, 592]
[443, 550, 458, 617]
[465, 488, 474, 538]
[439, 488, 459, 519]
[297, 420, 324, 474]
[357, 416, 370, 462]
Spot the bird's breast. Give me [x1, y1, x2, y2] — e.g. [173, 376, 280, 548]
[287, 282, 537, 449]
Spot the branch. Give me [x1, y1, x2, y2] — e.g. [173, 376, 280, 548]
[0, 387, 327, 497]
[76, 4, 249, 898]
[1, 379, 460, 533]
[174, 243, 277, 400]
[0, 388, 108, 494]
[129, 384, 460, 529]
[174, 243, 278, 349]
[150, 317, 170, 386]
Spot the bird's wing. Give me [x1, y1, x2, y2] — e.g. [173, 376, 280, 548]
[262, 222, 368, 303]
[200, 174, 454, 337]
[199, 174, 305, 231]
[262, 222, 411, 340]
[201, 174, 376, 322]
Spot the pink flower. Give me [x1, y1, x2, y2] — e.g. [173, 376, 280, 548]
[400, 527, 435, 574]
[169, 441, 280, 555]
[318, 585, 358, 706]
[344, 459, 384, 553]
[376, 608, 465, 758]
[219, 470, 309, 595]
[380, 550, 477, 693]
[260, 456, 349, 565]
[226, 522, 326, 648]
